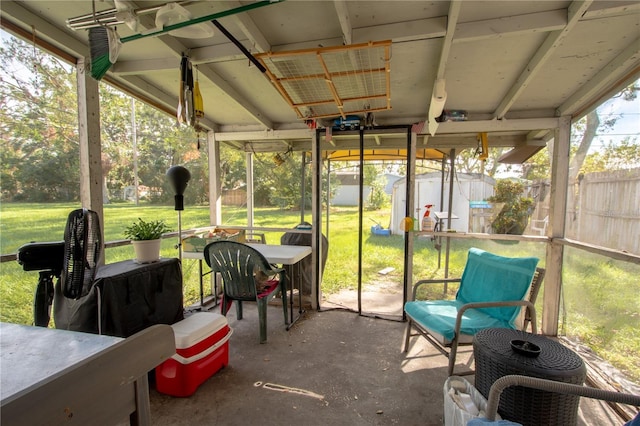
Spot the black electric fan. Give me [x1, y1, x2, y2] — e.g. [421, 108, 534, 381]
[17, 209, 102, 327]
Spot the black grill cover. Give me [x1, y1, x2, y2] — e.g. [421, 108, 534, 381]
[280, 222, 328, 295]
[54, 258, 183, 337]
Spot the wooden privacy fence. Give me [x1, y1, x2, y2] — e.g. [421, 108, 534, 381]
[222, 189, 246, 206]
[528, 168, 639, 255]
[572, 168, 639, 254]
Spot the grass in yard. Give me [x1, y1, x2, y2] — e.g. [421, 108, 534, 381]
[1, 202, 638, 384]
[562, 247, 640, 383]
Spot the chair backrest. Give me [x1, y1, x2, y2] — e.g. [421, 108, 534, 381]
[523, 267, 545, 329]
[531, 216, 549, 235]
[457, 248, 539, 325]
[203, 240, 273, 301]
[245, 232, 266, 244]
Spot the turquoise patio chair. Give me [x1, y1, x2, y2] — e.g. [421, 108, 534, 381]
[403, 248, 542, 376]
[204, 241, 288, 343]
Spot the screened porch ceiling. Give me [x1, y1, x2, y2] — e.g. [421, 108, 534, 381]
[2, 1, 639, 160]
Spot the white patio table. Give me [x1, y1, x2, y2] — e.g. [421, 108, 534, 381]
[0, 323, 174, 426]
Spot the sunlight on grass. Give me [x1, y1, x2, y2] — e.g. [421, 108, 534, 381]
[562, 248, 640, 383]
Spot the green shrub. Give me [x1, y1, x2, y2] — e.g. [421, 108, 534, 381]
[487, 180, 534, 234]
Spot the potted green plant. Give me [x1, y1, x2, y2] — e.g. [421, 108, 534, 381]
[124, 218, 172, 263]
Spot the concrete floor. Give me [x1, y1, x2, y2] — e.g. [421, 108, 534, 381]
[148, 303, 630, 425]
[149, 305, 451, 425]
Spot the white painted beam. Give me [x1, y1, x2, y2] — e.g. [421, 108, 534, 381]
[425, 1, 461, 135]
[1, 1, 87, 58]
[436, 1, 462, 80]
[270, 37, 346, 52]
[557, 38, 640, 117]
[206, 0, 271, 53]
[246, 152, 255, 227]
[112, 44, 247, 74]
[208, 131, 222, 226]
[197, 65, 273, 129]
[427, 118, 560, 134]
[215, 128, 314, 142]
[112, 58, 179, 75]
[229, 9, 271, 53]
[493, 1, 595, 119]
[334, 0, 353, 45]
[76, 58, 105, 256]
[190, 44, 248, 64]
[453, 10, 567, 43]
[353, 17, 446, 44]
[581, 1, 640, 20]
[542, 116, 572, 336]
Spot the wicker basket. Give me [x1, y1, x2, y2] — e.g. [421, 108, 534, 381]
[473, 328, 586, 426]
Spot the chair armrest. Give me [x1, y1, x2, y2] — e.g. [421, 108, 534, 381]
[485, 375, 640, 421]
[263, 266, 288, 292]
[455, 300, 537, 334]
[411, 278, 461, 300]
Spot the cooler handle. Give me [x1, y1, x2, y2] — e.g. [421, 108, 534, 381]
[171, 328, 234, 365]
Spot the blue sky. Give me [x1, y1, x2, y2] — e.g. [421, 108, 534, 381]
[591, 88, 640, 151]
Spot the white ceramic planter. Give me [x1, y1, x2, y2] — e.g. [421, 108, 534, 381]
[131, 239, 162, 263]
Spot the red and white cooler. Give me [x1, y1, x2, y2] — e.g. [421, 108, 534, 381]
[156, 312, 232, 397]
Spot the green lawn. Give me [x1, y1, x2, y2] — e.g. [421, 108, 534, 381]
[1, 202, 638, 384]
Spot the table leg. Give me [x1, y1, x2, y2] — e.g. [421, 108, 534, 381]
[437, 220, 443, 269]
[189, 259, 218, 312]
[212, 271, 219, 307]
[131, 376, 151, 426]
[297, 260, 304, 316]
[289, 264, 293, 325]
[286, 260, 305, 329]
[199, 260, 204, 307]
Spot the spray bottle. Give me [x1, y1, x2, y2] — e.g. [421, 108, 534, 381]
[422, 204, 435, 232]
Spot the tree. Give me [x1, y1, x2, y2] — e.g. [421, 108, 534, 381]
[0, 34, 80, 201]
[367, 175, 389, 210]
[487, 180, 534, 234]
[454, 146, 509, 177]
[523, 81, 639, 181]
[219, 145, 247, 192]
[581, 138, 640, 172]
[218, 147, 339, 210]
[0, 31, 205, 205]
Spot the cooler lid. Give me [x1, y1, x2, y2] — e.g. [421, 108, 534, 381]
[171, 312, 228, 349]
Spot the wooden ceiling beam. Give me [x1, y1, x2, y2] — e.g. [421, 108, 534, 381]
[334, 0, 353, 45]
[492, 0, 595, 119]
